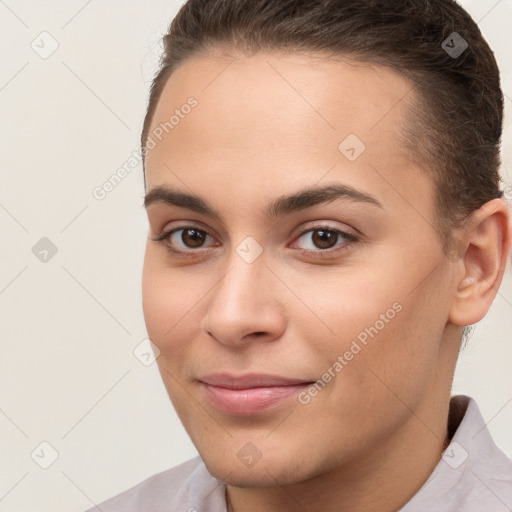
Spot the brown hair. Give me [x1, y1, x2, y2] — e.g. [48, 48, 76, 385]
[141, 0, 505, 250]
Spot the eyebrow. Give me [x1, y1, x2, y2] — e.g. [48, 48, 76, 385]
[143, 183, 383, 219]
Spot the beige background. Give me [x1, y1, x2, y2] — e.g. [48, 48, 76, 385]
[0, 1, 511, 511]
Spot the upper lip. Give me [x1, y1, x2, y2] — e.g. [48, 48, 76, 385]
[199, 373, 314, 389]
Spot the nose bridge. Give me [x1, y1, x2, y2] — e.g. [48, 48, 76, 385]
[201, 245, 284, 345]
[211, 248, 266, 318]
[213, 232, 268, 303]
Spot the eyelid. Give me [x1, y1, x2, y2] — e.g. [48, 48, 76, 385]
[289, 223, 359, 255]
[151, 221, 359, 258]
[150, 218, 218, 241]
[293, 221, 358, 240]
[150, 225, 218, 249]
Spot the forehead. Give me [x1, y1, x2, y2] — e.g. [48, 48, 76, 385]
[143, 51, 433, 221]
[145, 51, 418, 161]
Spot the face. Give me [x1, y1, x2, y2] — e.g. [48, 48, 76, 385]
[141, 51, 459, 487]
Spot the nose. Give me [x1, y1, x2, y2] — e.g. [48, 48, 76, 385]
[200, 254, 286, 348]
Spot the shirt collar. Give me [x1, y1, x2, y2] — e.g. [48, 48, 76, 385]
[400, 395, 512, 511]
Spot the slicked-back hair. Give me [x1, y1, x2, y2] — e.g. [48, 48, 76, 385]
[142, 0, 505, 252]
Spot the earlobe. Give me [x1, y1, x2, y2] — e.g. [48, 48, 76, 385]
[449, 198, 511, 327]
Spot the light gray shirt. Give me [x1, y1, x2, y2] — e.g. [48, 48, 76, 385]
[85, 395, 512, 511]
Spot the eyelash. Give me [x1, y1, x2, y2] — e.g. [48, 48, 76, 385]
[150, 224, 359, 260]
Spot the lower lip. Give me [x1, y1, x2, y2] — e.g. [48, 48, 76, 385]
[201, 383, 311, 415]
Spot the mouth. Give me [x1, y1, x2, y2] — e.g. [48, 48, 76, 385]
[199, 373, 315, 415]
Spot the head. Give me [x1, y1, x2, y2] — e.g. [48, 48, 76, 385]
[140, 0, 510, 490]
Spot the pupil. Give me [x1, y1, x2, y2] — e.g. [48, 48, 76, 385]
[312, 230, 337, 249]
[183, 229, 205, 248]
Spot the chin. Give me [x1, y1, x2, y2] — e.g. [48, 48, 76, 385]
[201, 449, 317, 489]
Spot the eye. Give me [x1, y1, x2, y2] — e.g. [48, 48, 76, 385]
[150, 225, 218, 256]
[292, 225, 358, 257]
[169, 228, 212, 249]
[150, 223, 359, 260]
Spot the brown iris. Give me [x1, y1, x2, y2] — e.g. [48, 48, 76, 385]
[310, 229, 338, 249]
[181, 229, 206, 248]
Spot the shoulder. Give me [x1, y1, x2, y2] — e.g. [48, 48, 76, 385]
[83, 455, 226, 512]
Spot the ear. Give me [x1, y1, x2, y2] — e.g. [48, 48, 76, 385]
[449, 198, 511, 327]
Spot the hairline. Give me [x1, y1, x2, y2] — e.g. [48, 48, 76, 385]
[141, 46, 456, 249]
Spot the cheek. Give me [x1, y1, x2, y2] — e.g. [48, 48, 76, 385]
[141, 248, 200, 352]
[343, 277, 448, 415]
[299, 260, 445, 403]
[141, 252, 200, 413]
[282, 264, 404, 351]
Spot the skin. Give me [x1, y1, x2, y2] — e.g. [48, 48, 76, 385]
[141, 50, 511, 512]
